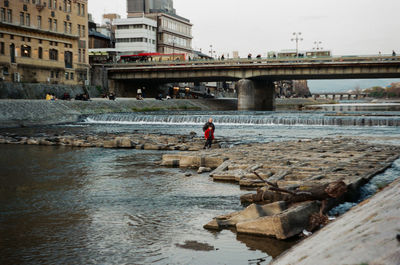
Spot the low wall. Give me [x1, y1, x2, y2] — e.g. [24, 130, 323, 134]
[0, 82, 101, 99]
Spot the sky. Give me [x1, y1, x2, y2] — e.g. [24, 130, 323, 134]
[89, 0, 400, 57]
[89, 0, 400, 91]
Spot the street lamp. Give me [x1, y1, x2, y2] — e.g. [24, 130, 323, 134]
[313, 41, 323, 50]
[209, 44, 216, 59]
[291, 32, 303, 58]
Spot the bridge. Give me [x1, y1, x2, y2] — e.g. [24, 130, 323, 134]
[106, 55, 400, 110]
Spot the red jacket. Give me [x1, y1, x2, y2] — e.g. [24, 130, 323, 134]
[204, 128, 214, 140]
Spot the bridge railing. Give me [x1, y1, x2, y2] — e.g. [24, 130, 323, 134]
[106, 55, 400, 68]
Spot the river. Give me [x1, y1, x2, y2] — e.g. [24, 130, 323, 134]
[1, 106, 400, 265]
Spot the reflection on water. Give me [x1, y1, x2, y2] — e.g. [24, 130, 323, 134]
[0, 145, 283, 265]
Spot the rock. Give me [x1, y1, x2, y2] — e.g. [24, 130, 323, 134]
[27, 138, 39, 145]
[143, 143, 160, 150]
[185, 173, 192, 177]
[116, 137, 133, 148]
[103, 140, 117, 148]
[197, 167, 212, 174]
[236, 201, 321, 239]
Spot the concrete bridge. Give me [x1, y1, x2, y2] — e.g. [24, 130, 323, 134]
[106, 56, 400, 110]
[312, 93, 369, 100]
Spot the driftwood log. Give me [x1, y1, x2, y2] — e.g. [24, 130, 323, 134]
[241, 172, 348, 206]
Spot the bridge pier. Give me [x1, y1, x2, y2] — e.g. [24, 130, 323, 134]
[237, 79, 276, 111]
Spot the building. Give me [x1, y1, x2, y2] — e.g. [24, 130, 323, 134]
[88, 14, 112, 49]
[0, 0, 89, 84]
[127, 0, 175, 15]
[126, 0, 192, 57]
[114, 16, 157, 54]
[126, 12, 192, 58]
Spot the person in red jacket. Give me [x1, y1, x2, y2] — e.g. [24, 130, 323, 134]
[204, 125, 214, 149]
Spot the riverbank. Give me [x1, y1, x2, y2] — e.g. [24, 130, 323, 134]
[271, 176, 400, 265]
[0, 98, 322, 128]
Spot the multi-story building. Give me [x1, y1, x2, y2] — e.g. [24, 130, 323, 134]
[125, 12, 192, 57]
[0, 0, 89, 84]
[127, 0, 175, 15]
[114, 17, 157, 54]
[126, 0, 192, 57]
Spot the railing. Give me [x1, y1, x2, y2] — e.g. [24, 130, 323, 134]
[108, 55, 400, 68]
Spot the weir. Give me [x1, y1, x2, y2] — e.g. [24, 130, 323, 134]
[84, 113, 400, 127]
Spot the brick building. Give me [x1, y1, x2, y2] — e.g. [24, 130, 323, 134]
[0, 0, 89, 85]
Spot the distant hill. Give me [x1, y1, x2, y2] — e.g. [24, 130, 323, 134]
[308, 79, 400, 93]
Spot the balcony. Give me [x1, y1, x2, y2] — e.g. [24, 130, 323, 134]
[0, 21, 80, 40]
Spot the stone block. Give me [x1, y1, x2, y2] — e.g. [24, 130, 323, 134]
[204, 202, 287, 230]
[236, 201, 320, 239]
[212, 169, 245, 182]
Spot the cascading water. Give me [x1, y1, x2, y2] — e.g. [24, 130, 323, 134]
[83, 111, 400, 127]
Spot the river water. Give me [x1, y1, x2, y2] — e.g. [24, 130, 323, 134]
[1, 106, 400, 265]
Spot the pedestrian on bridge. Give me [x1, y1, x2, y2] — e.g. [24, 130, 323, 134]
[136, 88, 142, 100]
[392, 50, 396, 56]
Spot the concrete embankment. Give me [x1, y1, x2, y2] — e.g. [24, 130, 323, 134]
[0, 98, 237, 128]
[271, 177, 400, 265]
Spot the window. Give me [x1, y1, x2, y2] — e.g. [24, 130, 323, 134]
[77, 3, 81, 15]
[63, 0, 67, 12]
[26, 14, 30, 26]
[68, 22, 72, 34]
[81, 25, 85, 37]
[64, 51, 73, 68]
[53, 19, 57, 32]
[70, 72, 74, 80]
[48, 18, 52, 31]
[39, 39, 42, 44]
[49, 49, 58, 60]
[82, 49, 85, 63]
[77, 24, 81, 36]
[38, 47, 43, 59]
[67, 0, 71, 12]
[0, 42, 4, 55]
[37, 16, 41, 28]
[21, 45, 31, 57]
[50, 71, 54, 78]
[65, 72, 69, 80]
[64, 21, 67, 33]
[20, 12, 25, 25]
[1, 8, 5, 22]
[7, 9, 12, 23]
[81, 4, 85, 16]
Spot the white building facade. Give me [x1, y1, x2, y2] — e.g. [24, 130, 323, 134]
[114, 17, 157, 54]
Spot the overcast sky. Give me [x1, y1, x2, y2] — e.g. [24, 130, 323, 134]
[89, 0, 400, 58]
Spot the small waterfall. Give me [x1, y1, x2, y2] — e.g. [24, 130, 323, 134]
[83, 113, 400, 127]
